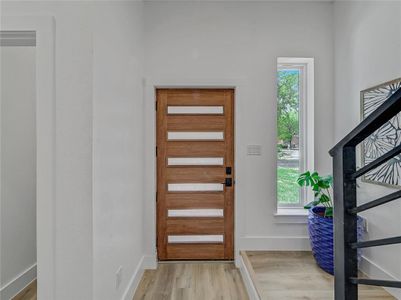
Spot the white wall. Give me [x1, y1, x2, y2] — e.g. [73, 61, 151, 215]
[334, 1, 401, 298]
[3, 3, 94, 298]
[0, 46, 37, 298]
[143, 1, 334, 256]
[2, 2, 145, 300]
[92, 2, 145, 300]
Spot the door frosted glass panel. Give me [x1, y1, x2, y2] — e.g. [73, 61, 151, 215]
[168, 183, 224, 192]
[167, 132, 224, 141]
[168, 106, 224, 115]
[168, 235, 224, 244]
[167, 157, 224, 166]
[168, 209, 224, 217]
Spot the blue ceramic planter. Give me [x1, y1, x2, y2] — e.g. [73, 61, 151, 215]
[307, 206, 364, 275]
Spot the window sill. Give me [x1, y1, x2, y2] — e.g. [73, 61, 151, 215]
[274, 208, 308, 224]
[275, 208, 308, 216]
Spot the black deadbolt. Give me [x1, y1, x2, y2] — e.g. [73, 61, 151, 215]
[226, 167, 232, 175]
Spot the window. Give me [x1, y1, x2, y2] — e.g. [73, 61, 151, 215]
[277, 58, 314, 209]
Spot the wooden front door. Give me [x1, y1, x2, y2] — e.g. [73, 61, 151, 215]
[156, 89, 234, 260]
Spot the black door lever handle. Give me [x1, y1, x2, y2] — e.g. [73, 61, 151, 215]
[224, 178, 233, 187]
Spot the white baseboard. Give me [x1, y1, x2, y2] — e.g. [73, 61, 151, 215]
[142, 254, 157, 270]
[0, 263, 37, 300]
[122, 255, 157, 300]
[359, 255, 401, 299]
[238, 255, 260, 300]
[239, 236, 311, 251]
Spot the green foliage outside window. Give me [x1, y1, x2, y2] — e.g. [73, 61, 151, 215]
[277, 69, 301, 205]
[277, 70, 299, 145]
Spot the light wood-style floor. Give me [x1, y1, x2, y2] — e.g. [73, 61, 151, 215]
[243, 251, 395, 300]
[133, 262, 249, 300]
[11, 253, 396, 300]
[12, 280, 37, 300]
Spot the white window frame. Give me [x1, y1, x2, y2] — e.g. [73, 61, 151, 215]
[276, 57, 314, 213]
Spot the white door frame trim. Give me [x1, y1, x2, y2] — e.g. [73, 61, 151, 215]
[143, 77, 247, 267]
[1, 16, 56, 300]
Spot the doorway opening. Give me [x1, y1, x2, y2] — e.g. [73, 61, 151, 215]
[1, 30, 37, 299]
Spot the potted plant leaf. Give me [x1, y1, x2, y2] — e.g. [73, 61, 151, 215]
[297, 171, 364, 275]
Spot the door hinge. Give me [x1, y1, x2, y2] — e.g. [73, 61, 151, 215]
[155, 101, 157, 111]
[156, 191, 158, 202]
[156, 146, 158, 156]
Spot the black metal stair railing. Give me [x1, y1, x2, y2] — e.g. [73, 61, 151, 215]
[329, 87, 401, 300]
